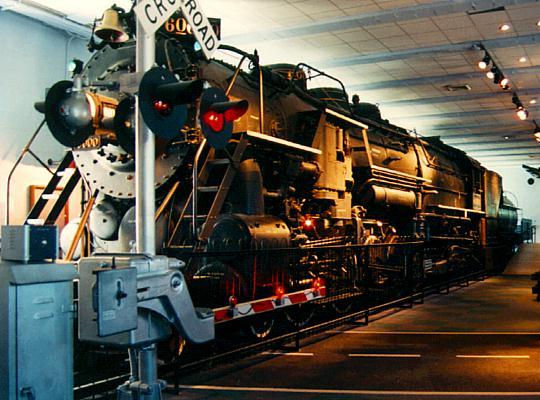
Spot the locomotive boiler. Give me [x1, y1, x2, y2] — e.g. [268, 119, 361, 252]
[36, 12, 519, 337]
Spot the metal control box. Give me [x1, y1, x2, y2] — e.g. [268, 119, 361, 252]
[1, 225, 58, 262]
[0, 262, 78, 400]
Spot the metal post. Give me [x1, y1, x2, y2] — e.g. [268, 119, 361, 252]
[192, 138, 207, 241]
[135, 6, 156, 256]
[129, 6, 159, 400]
[136, 345, 159, 400]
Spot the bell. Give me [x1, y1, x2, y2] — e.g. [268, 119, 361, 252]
[95, 8, 128, 43]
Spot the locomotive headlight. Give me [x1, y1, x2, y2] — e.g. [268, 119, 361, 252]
[85, 93, 98, 118]
[58, 90, 92, 129]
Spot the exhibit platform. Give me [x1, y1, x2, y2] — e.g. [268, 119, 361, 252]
[165, 244, 540, 400]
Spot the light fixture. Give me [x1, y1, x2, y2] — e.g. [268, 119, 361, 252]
[531, 99, 537, 104]
[537, 20, 540, 27]
[500, 76, 509, 87]
[519, 56, 527, 63]
[478, 53, 490, 70]
[517, 107, 529, 120]
[486, 68, 495, 79]
[513, 92, 528, 120]
[499, 23, 511, 31]
[504, 135, 510, 140]
[68, 59, 84, 75]
[534, 120, 540, 138]
[493, 70, 502, 84]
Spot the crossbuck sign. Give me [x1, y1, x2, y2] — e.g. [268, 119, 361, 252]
[134, 0, 220, 59]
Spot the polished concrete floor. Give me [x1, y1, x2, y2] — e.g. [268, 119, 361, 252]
[166, 244, 540, 399]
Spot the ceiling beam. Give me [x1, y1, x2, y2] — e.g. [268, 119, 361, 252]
[320, 33, 540, 69]
[227, 0, 538, 45]
[428, 128, 533, 139]
[428, 121, 536, 131]
[349, 65, 540, 91]
[378, 88, 540, 107]
[434, 130, 531, 139]
[474, 154, 540, 162]
[466, 149, 540, 157]
[444, 137, 535, 147]
[391, 105, 538, 122]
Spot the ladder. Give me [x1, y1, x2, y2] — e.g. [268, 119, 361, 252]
[168, 135, 248, 247]
[25, 151, 81, 225]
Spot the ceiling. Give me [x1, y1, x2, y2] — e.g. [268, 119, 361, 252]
[2, 0, 540, 169]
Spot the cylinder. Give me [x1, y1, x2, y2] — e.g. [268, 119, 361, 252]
[360, 185, 416, 213]
[208, 214, 290, 252]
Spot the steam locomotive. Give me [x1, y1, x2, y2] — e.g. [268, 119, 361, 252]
[39, 20, 518, 336]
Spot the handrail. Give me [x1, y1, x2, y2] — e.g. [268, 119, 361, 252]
[6, 119, 51, 225]
[218, 44, 264, 133]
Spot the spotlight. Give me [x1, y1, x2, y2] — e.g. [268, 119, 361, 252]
[537, 20, 540, 27]
[486, 68, 495, 79]
[534, 121, 540, 137]
[493, 71, 502, 84]
[517, 107, 529, 120]
[499, 23, 511, 31]
[512, 93, 528, 120]
[478, 53, 490, 70]
[531, 99, 537, 105]
[519, 56, 527, 63]
[500, 76, 509, 89]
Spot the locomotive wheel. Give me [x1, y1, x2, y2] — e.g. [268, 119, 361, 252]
[245, 314, 275, 340]
[285, 303, 316, 328]
[330, 298, 353, 315]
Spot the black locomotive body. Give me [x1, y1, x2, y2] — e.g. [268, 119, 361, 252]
[41, 36, 519, 328]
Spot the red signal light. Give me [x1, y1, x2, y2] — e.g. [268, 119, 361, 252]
[275, 285, 285, 299]
[200, 87, 249, 149]
[202, 110, 224, 132]
[224, 101, 249, 122]
[312, 277, 324, 292]
[153, 99, 172, 116]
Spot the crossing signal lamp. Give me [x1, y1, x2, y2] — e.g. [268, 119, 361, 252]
[113, 96, 136, 154]
[138, 67, 204, 140]
[199, 87, 248, 149]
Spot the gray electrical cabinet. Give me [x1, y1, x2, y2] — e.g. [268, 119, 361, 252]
[0, 262, 78, 400]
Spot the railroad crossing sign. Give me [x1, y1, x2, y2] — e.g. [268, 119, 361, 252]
[134, 0, 220, 59]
